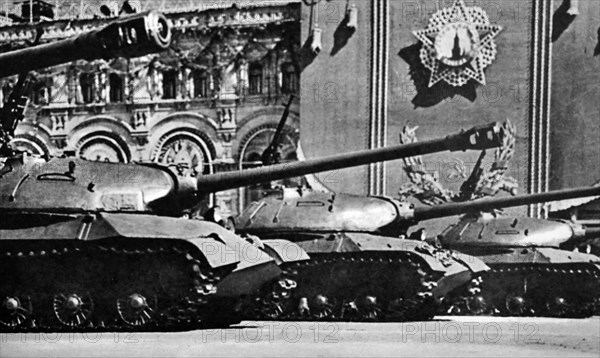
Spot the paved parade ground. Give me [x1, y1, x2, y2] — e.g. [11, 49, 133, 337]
[1, 316, 598, 358]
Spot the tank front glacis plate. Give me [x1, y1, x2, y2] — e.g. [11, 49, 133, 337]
[237, 191, 401, 233]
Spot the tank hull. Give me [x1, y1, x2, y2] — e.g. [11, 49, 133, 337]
[440, 246, 600, 317]
[0, 212, 291, 332]
[237, 231, 489, 322]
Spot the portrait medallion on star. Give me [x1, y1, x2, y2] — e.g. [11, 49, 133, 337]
[413, 0, 503, 87]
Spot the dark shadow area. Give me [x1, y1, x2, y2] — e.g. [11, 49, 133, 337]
[299, 35, 319, 72]
[594, 27, 600, 56]
[331, 15, 356, 56]
[552, 0, 577, 42]
[398, 43, 477, 108]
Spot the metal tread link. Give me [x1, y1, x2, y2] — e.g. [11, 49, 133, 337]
[249, 252, 438, 322]
[0, 241, 221, 332]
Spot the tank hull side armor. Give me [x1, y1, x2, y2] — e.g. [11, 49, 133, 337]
[236, 231, 489, 322]
[0, 212, 290, 331]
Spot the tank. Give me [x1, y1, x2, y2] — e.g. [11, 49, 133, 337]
[231, 122, 510, 322]
[0, 11, 305, 332]
[435, 206, 600, 318]
[236, 184, 600, 321]
[396, 124, 600, 318]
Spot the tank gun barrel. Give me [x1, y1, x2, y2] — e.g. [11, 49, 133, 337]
[196, 122, 505, 194]
[583, 227, 600, 239]
[413, 186, 600, 221]
[0, 11, 171, 78]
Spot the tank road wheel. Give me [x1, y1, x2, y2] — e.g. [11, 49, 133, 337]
[504, 295, 528, 316]
[248, 293, 286, 320]
[466, 295, 488, 315]
[290, 294, 335, 320]
[117, 293, 157, 328]
[545, 296, 569, 317]
[341, 295, 382, 321]
[308, 294, 335, 320]
[0, 296, 32, 328]
[359, 295, 383, 321]
[247, 275, 297, 320]
[53, 293, 94, 328]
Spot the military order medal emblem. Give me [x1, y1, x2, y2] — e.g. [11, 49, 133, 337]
[413, 0, 503, 87]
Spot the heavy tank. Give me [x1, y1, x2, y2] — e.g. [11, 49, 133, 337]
[236, 186, 600, 320]
[0, 11, 306, 332]
[396, 125, 600, 317]
[233, 123, 511, 322]
[434, 203, 600, 318]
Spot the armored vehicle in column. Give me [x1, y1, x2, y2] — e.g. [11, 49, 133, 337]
[0, 11, 308, 332]
[396, 125, 600, 317]
[435, 202, 600, 317]
[234, 122, 512, 321]
[237, 183, 600, 320]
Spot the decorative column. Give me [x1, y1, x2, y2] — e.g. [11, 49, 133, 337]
[529, 0, 553, 218]
[368, 0, 390, 196]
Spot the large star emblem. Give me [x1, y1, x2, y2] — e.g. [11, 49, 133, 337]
[413, 0, 502, 87]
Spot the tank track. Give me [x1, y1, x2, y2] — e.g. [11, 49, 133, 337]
[0, 240, 229, 332]
[244, 252, 440, 322]
[440, 264, 600, 318]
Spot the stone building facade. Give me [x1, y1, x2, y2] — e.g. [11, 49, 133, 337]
[0, 1, 301, 216]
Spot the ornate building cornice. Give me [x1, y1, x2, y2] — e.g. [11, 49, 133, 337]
[0, 2, 300, 46]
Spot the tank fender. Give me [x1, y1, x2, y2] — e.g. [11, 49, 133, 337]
[87, 213, 273, 270]
[533, 247, 600, 265]
[177, 236, 242, 269]
[205, 232, 278, 272]
[261, 239, 311, 265]
[343, 233, 451, 273]
[447, 252, 490, 275]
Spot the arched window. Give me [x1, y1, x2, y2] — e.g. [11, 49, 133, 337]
[281, 62, 298, 94]
[193, 69, 210, 98]
[109, 73, 124, 102]
[248, 63, 263, 95]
